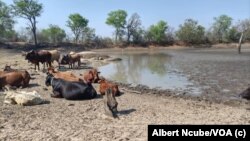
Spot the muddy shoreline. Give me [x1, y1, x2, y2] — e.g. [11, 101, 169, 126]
[1, 47, 250, 140]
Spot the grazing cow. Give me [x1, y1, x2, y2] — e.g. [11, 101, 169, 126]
[60, 53, 81, 69]
[47, 67, 82, 82]
[83, 69, 100, 84]
[104, 88, 118, 118]
[98, 79, 120, 96]
[45, 74, 97, 100]
[25, 50, 52, 70]
[48, 50, 61, 68]
[0, 71, 31, 88]
[239, 87, 250, 100]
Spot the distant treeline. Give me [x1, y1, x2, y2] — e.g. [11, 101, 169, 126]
[1, 0, 250, 48]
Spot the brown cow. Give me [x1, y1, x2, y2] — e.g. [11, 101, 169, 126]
[104, 88, 118, 118]
[83, 69, 100, 84]
[60, 53, 81, 69]
[47, 67, 82, 82]
[98, 79, 120, 96]
[0, 71, 31, 88]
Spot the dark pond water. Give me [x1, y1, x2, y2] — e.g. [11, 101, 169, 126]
[98, 51, 201, 94]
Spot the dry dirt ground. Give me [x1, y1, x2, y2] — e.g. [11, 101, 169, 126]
[0, 47, 250, 141]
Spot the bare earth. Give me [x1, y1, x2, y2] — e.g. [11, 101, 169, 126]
[0, 47, 250, 141]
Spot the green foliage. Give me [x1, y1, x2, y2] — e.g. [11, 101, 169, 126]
[147, 20, 168, 44]
[81, 27, 95, 44]
[211, 15, 233, 43]
[226, 27, 240, 42]
[131, 27, 146, 45]
[41, 24, 66, 43]
[106, 9, 127, 42]
[0, 0, 15, 41]
[176, 19, 205, 44]
[12, 0, 43, 45]
[67, 13, 88, 43]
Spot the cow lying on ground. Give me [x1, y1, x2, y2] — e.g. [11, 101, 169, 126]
[60, 53, 81, 69]
[45, 74, 97, 100]
[0, 70, 31, 88]
[104, 88, 118, 118]
[83, 69, 100, 84]
[99, 79, 120, 96]
[239, 87, 250, 100]
[47, 67, 82, 82]
[24, 50, 52, 70]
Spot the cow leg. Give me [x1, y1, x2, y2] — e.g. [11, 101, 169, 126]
[48, 62, 52, 68]
[57, 60, 60, 69]
[78, 61, 80, 69]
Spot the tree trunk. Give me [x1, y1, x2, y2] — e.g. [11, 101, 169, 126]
[238, 32, 244, 54]
[127, 28, 131, 44]
[33, 27, 37, 46]
[115, 29, 118, 44]
[30, 17, 37, 46]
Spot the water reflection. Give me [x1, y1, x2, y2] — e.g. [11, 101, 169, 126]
[99, 52, 195, 90]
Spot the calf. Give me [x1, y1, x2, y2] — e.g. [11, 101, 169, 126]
[45, 74, 97, 100]
[25, 50, 52, 70]
[0, 71, 31, 88]
[98, 79, 120, 96]
[47, 67, 82, 82]
[83, 69, 100, 84]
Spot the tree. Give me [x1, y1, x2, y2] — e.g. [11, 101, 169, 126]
[236, 19, 250, 53]
[147, 20, 168, 44]
[236, 19, 250, 42]
[106, 9, 127, 43]
[226, 26, 240, 42]
[81, 27, 95, 44]
[12, 0, 43, 46]
[176, 19, 205, 44]
[211, 15, 232, 43]
[67, 13, 88, 43]
[131, 27, 146, 45]
[0, 0, 15, 41]
[126, 13, 141, 44]
[41, 24, 66, 43]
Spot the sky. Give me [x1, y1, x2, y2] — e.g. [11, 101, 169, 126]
[4, 0, 250, 37]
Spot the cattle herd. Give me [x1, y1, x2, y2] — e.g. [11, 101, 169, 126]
[0, 49, 121, 117]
